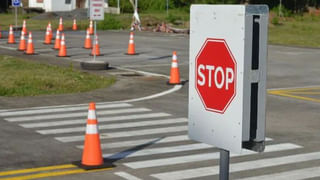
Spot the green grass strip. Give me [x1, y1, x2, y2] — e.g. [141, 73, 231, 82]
[0, 55, 115, 97]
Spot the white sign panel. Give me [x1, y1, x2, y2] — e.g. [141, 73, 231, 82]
[188, 5, 268, 154]
[90, 0, 105, 21]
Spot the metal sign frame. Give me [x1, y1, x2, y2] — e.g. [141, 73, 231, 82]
[188, 5, 268, 154]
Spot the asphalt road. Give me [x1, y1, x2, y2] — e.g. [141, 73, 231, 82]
[0, 30, 319, 180]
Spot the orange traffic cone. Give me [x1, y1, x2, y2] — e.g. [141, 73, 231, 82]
[44, 26, 51, 44]
[18, 31, 26, 51]
[54, 30, 61, 50]
[58, 17, 64, 31]
[58, 33, 67, 57]
[8, 25, 15, 44]
[81, 102, 103, 167]
[84, 29, 92, 49]
[48, 22, 53, 40]
[72, 19, 78, 31]
[126, 31, 136, 55]
[22, 19, 27, 34]
[25, 32, 35, 55]
[91, 35, 101, 56]
[168, 51, 181, 84]
[89, 20, 94, 35]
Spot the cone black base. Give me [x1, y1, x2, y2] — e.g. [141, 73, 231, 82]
[124, 53, 139, 55]
[72, 161, 115, 170]
[56, 55, 71, 57]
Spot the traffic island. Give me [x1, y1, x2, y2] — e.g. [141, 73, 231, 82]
[80, 60, 109, 70]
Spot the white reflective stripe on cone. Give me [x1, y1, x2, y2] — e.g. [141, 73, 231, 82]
[173, 55, 177, 60]
[171, 62, 178, 68]
[86, 124, 98, 134]
[88, 110, 96, 119]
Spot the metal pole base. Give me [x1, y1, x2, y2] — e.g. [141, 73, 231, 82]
[219, 149, 230, 180]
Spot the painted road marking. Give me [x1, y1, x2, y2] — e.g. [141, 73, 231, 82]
[20, 112, 171, 128]
[268, 86, 320, 103]
[103, 143, 213, 159]
[55, 126, 188, 143]
[151, 151, 320, 180]
[0, 164, 112, 180]
[89, 135, 190, 150]
[5, 108, 151, 122]
[114, 172, 142, 180]
[236, 166, 320, 180]
[124, 143, 300, 169]
[37, 118, 187, 135]
[0, 103, 132, 117]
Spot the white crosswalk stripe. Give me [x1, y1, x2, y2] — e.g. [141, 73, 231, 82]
[5, 108, 151, 122]
[104, 143, 213, 159]
[36, 118, 187, 135]
[55, 126, 188, 143]
[151, 152, 320, 180]
[124, 143, 301, 169]
[1, 102, 318, 180]
[236, 166, 320, 180]
[99, 135, 189, 150]
[0, 103, 132, 117]
[20, 112, 171, 128]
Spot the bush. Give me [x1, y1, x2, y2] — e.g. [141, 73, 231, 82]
[271, 16, 280, 25]
[97, 14, 123, 30]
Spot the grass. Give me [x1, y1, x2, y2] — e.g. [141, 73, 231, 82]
[0, 12, 91, 31]
[268, 14, 320, 48]
[0, 55, 115, 97]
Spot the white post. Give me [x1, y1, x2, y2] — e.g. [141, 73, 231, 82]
[15, 7, 18, 28]
[135, 0, 138, 10]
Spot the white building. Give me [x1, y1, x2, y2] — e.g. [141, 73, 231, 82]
[29, 0, 108, 12]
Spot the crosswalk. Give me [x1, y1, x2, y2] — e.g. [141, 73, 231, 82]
[1, 102, 320, 180]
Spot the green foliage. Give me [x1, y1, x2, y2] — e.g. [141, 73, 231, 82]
[166, 13, 181, 24]
[271, 16, 280, 25]
[97, 14, 123, 30]
[271, 5, 293, 17]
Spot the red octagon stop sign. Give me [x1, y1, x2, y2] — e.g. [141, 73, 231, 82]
[195, 38, 237, 114]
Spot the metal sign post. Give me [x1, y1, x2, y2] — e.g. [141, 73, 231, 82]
[81, 0, 108, 70]
[93, 20, 97, 61]
[12, 0, 21, 28]
[219, 149, 229, 180]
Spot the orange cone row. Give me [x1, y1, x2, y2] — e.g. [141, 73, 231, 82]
[8, 25, 15, 44]
[18, 31, 26, 51]
[58, 33, 67, 57]
[58, 17, 64, 32]
[89, 20, 94, 35]
[44, 22, 52, 44]
[72, 19, 78, 31]
[25, 32, 34, 55]
[169, 51, 181, 84]
[22, 20, 27, 35]
[84, 28, 92, 49]
[126, 31, 136, 55]
[91, 35, 101, 56]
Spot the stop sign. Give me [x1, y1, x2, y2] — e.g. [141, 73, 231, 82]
[195, 38, 237, 113]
